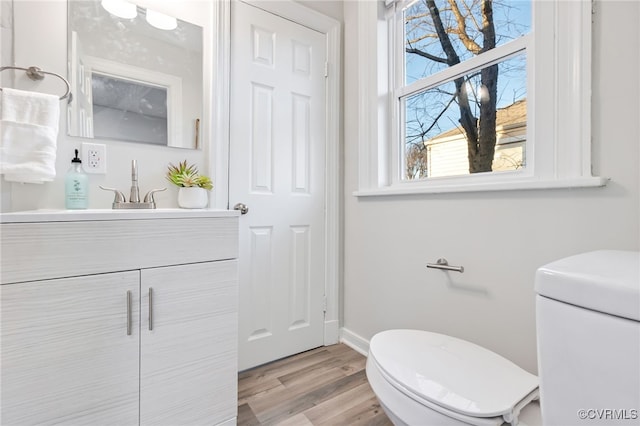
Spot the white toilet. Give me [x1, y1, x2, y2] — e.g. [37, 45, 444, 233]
[535, 250, 640, 425]
[366, 250, 640, 426]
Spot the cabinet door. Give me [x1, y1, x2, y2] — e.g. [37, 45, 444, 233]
[140, 260, 238, 426]
[1, 272, 140, 426]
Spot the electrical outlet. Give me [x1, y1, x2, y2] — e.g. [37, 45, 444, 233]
[81, 142, 107, 174]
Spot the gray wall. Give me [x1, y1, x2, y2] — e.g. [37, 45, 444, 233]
[342, 0, 640, 374]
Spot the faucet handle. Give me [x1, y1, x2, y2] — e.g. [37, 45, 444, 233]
[99, 186, 126, 204]
[143, 188, 167, 204]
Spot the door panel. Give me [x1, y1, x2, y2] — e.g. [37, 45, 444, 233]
[139, 261, 238, 426]
[230, 1, 327, 370]
[0, 272, 140, 426]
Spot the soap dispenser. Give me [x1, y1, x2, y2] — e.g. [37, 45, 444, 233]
[65, 149, 88, 209]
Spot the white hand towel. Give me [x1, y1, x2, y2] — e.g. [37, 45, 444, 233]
[0, 87, 60, 183]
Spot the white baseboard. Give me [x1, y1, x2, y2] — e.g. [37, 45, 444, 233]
[324, 320, 340, 345]
[340, 327, 370, 356]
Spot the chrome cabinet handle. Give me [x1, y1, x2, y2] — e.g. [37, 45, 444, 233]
[148, 287, 153, 331]
[126, 290, 132, 335]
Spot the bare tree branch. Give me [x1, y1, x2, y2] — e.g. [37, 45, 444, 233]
[405, 47, 448, 64]
[406, 33, 440, 45]
[462, 0, 482, 33]
[405, 11, 430, 22]
[425, 0, 461, 66]
[448, 0, 482, 54]
[420, 92, 458, 139]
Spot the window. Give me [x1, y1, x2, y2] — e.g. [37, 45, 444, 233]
[400, 0, 530, 180]
[70, 55, 183, 148]
[355, 0, 606, 195]
[91, 74, 169, 146]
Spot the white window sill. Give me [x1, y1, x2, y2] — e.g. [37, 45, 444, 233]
[354, 176, 609, 197]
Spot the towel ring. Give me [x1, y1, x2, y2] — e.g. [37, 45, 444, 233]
[0, 65, 72, 101]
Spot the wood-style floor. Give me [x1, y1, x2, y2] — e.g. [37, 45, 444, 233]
[237, 343, 393, 426]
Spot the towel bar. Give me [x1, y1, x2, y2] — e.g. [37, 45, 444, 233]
[0, 65, 71, 101]
[426, 258, 465, 273]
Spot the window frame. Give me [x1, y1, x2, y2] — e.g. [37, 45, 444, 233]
[355, 0, 607, 196]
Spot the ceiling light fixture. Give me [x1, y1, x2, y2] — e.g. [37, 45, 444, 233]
[145, 9, 178, 31]
[101, 0, 137, 19]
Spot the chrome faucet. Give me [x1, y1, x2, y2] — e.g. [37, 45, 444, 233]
[130, 159, 140, 203]
[100, 160, 166, 209]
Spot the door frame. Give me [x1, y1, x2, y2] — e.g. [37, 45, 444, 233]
[210, 0, 341, 345]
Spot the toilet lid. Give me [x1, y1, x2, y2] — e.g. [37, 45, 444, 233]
[369, 329, 538, 418]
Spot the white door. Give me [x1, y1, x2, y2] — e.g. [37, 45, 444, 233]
[230, 1, 327, 370]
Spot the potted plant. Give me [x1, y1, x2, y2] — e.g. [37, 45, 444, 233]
[166, 160, 213, 208]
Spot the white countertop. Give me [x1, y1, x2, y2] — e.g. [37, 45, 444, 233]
[0, 208, 240, 223]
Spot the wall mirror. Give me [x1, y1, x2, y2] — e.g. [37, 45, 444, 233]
[67, 0, 203, 149]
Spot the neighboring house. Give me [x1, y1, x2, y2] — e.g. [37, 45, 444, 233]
[424, 99, 527, 178]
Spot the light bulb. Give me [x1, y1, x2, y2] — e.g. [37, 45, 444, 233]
[101, 0, 137, 19]
[146, 9, 178, 30]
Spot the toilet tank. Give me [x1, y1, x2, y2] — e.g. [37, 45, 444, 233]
[535, 250, 640, 426]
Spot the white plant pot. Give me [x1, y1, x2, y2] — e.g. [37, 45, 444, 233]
[178, 187, 209, 209]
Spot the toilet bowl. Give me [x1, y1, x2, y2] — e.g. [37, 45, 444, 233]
[366, 329, 539, 426]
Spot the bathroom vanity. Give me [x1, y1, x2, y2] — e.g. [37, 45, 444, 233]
[0, 209, 239, 426]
